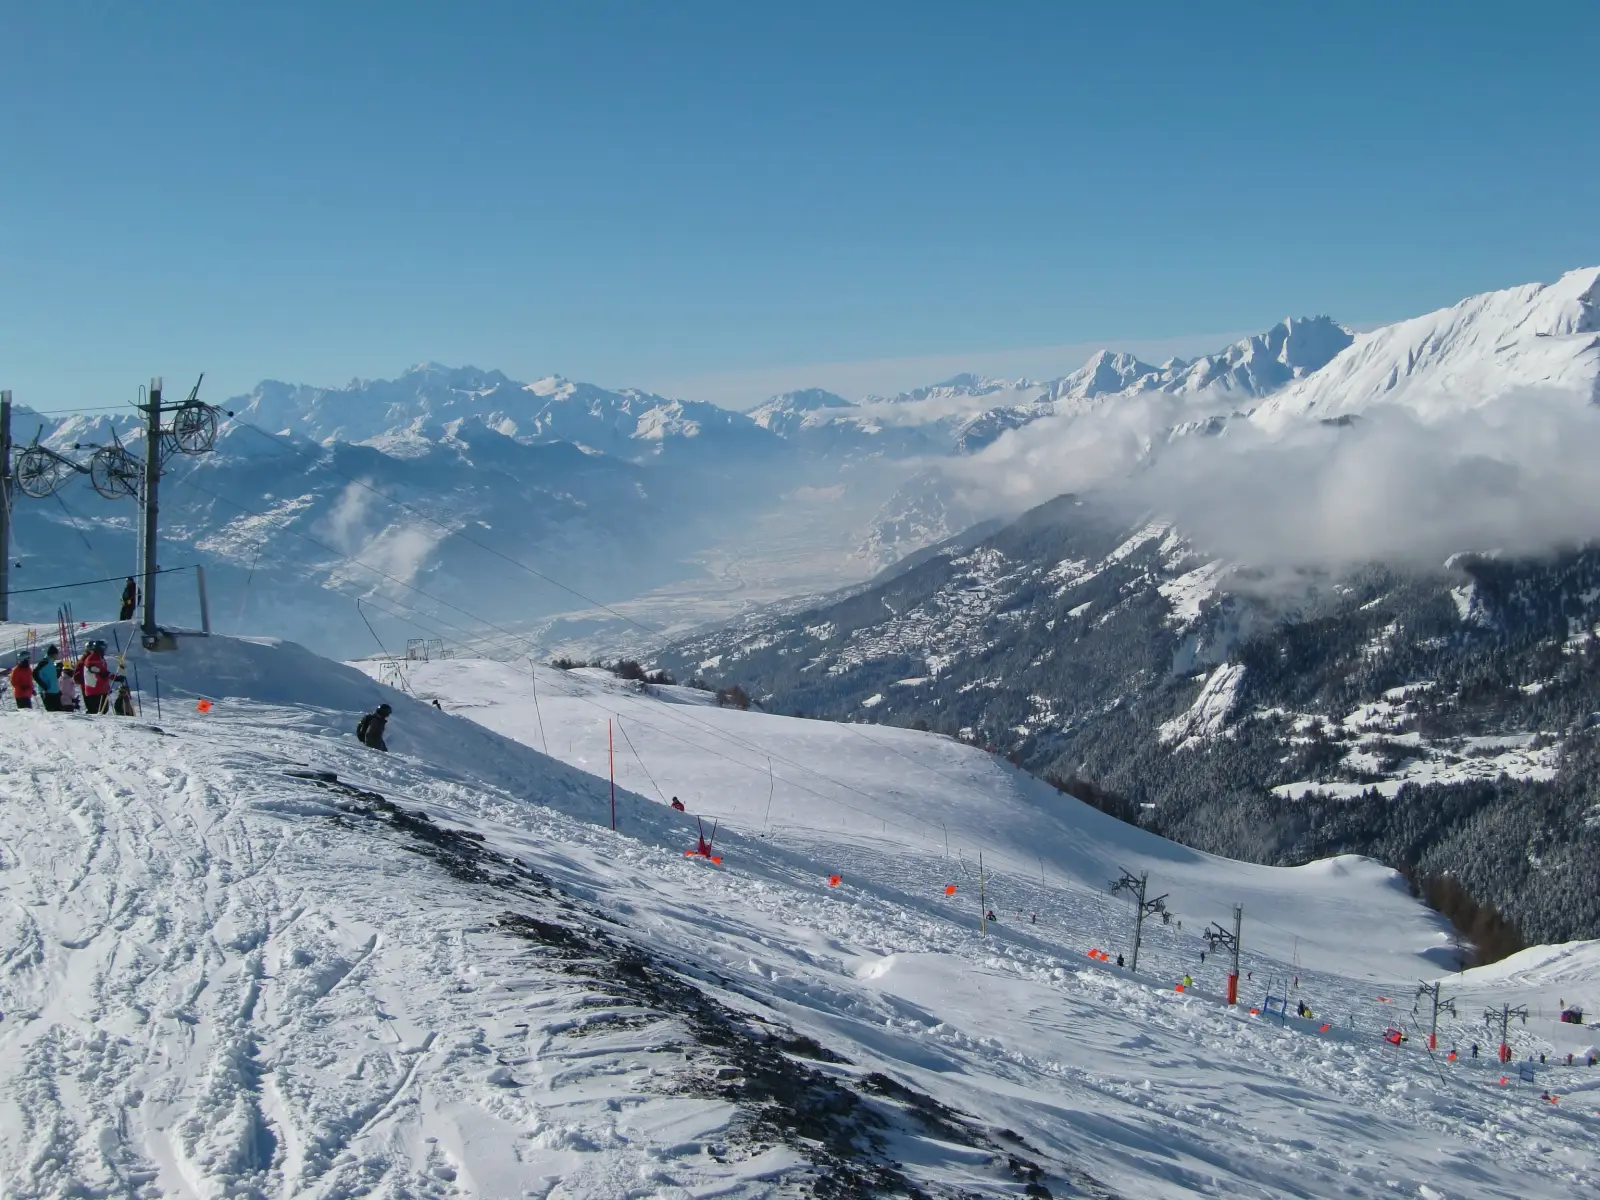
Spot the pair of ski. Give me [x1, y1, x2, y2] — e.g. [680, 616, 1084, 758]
[684, 816, 721, 864]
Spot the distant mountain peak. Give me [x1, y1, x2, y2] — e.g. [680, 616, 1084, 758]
[749, 388, 858, 435]
[1058, 349, 1161, 399]
[762, 388, 855, 410]
[1252, 266, 1600, 428]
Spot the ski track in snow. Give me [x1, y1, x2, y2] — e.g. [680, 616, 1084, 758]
[0, 630, 1597, 1198]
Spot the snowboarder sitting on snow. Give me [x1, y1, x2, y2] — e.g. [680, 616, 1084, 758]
[76, 641, 113, 714]
[1116, 954, 1125, 967]
[34, 645, 62, 711]
[670, 796, 685, 811]
[119, 576, 139, 621]
[357, 703, 391, 751]
[9, 652, 36, 709]
[113, 676, 135, 716]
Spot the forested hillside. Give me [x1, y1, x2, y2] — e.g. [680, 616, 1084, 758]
[661, 496, 1600, 946]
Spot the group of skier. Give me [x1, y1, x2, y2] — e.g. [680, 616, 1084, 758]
[7, 639, 132, 715]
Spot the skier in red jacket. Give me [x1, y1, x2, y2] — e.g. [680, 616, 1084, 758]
[76, 641, 113, 714]
[9, 652, 37, 709]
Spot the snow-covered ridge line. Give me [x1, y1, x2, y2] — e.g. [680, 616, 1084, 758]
[1252, 266, 1600, 429]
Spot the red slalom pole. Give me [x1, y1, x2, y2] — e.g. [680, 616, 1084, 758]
[609, 719, 616, 831]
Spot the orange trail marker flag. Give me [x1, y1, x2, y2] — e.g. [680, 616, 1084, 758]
[195, 700, 213, 713]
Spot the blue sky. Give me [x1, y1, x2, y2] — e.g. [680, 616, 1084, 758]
[3, 1, 1596, 411]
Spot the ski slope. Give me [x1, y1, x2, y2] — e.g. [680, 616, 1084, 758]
[373, 661, 1457, 982]
[1, 626, 1597, 1198]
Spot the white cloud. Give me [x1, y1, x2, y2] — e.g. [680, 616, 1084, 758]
[945, 385, 1600, 568]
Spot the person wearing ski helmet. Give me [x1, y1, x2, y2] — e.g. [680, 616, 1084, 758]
[34, 645, 62, 711]
[9, 651, 37, 709]
[357, 703, 391, 751]
[57, 658, 80, 711]
[76, 640, 113, 714]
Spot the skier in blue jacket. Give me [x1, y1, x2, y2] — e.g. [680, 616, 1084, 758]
[33, 646, 62, 711]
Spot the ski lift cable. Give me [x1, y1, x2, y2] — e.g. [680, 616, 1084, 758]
[165, 474, 1031, 859]
[3, 404, 134, 418]
[173, 504, 447, 641]
[596, 679, 940, 832]
[3, 565, 195, 599]
[230, 417, 1038, 825]
[355, 599, 396, 659]
[825, 716, 1032, 814]
[168, 480, 942, 841]
[613, 717, 666, 803]
[49, 491, 97, 555]
[164, 477, 508, 652]
[233, 541, 463, 645]
[577, 700, 936, 840]
[231, 419, 669, 642]
[527, 658, 550, 755]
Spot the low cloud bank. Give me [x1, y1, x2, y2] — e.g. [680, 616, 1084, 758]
[947, 386, 1600, 568]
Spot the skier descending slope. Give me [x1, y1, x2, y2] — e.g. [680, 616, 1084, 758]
[357, 702, 391, 751]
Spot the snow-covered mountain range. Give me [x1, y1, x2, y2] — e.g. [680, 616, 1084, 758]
[743, 314, 1354, 462]
[5, 267, 1598, 659]
[239, 365, 785, 463]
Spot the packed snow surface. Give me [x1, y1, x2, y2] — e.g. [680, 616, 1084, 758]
[2, 626, 1598, 1198]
